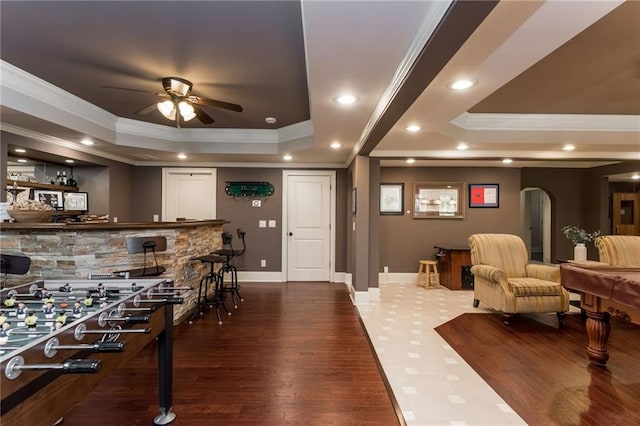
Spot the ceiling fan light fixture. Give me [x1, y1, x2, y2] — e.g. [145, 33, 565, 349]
[157, 100, 176, 120]
[178, 101, 196, 121]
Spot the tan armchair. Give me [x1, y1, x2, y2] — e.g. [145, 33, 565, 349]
[468, 234, 570, 325]
[594, 235, 640, 266]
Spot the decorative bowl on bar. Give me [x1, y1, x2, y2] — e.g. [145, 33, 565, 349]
[7, 209, 53, 223]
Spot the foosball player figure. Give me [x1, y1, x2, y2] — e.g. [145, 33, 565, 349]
[97, 287, 109, 301]
[25, 311, 38, 328]
[99, 301, 109, 309]
[131, 283, 139, 292]
[3, 295, 15, 308]
[59, 283, 72, 293]
[54, 321, 64, 331]
[72, 301, 83, 318]
[0, 311, 6, 326]
[36, 288, 52, 300]
[43, 301, 56, 318]
[55, 310, 68, 326]
[0, 321, 11, 344]
[83, 293, 94, 307]
[16, 302, 27, 319]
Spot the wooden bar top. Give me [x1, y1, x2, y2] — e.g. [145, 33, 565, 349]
[0, 219, 227, 230]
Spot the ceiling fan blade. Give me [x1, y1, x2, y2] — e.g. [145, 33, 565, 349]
[135, 103, 158, 115]
[102, 85, 154, 94]
[192, 105, 215, 124]
[190, 96, 243, 113]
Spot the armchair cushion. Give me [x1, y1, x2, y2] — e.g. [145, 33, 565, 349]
[508, 278, 564, 297]
[595, 235, 640, 266]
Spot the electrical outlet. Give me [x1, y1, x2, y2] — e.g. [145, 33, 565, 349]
[260, 259, 266, 267]
[259, 220, 266, 228]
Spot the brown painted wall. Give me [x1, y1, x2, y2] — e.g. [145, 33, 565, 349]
[131, 166, 349, 273]
[133, 167, 162, 222]
[379, 167, 521, 273]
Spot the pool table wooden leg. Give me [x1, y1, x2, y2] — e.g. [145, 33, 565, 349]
[585, 311, 611, 366]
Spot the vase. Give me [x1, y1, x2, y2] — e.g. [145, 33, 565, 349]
[573, 243, 587, 261]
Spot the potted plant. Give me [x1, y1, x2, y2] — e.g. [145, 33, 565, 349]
[561, 225, 602, 261]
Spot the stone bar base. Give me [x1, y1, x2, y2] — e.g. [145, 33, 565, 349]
[0, 220, 226, 323]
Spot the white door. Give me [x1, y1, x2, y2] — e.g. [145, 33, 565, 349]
[162, 168, 216, 221]
[283, 171, 334, 282]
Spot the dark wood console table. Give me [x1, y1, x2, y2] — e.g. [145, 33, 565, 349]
[434, 245, 472, 290]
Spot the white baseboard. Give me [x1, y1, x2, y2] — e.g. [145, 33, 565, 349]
[236, 271, 284, 282]
[378, 272, 417, 284]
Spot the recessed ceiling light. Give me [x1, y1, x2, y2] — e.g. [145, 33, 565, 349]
[14, 148, 26, 153]
[330, 142, 342, 149]
[502, 158, 513, 164]
[65, 159, 74, 163]
[333, 94, 359, 105]
[562, 144, 576, 151]
[265, 116, 277, 124]
[405, 124, 421, 133]
[456, 143, 469, 150]
[406, 158, 416, 164]
[632, 174, 640, 180]
[17, 159, 28, 163]
[449, 79, 476, 91]
[81, 138, 95, 146]
[177, 153, 187, 160]
[283, 154, 292, 161]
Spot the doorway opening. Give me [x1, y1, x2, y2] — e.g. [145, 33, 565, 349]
[521, 188, 552, 263]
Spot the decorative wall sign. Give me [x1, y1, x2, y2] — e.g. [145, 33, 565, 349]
[469, 184, 499, 208]
[413, 182, 465, 219]
[225, 181, 274, 198]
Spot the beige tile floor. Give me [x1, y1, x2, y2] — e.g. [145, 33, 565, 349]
[357, 282, 528, 426]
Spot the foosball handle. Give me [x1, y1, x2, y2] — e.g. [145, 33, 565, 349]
[62, 359, 102, 374]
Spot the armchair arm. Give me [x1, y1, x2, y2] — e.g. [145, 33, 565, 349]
[525, 263, 560, 283]
[470, 264, 507, 285]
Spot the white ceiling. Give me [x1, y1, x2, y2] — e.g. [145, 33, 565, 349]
[1, 0, 639, 180]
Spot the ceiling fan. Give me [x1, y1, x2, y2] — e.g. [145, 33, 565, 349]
[109, 77, 243, 127]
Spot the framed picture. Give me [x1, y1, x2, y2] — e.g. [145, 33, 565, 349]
[64, 192, 89, 211]
[413, 182, 465, 219]
[469, 184, 499, 208]
[352, 188, 357, 214]
[32, 190, 64, 210]
[380, 183, 404, 215]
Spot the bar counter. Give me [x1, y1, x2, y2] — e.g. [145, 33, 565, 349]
[0, 219, 227, 323]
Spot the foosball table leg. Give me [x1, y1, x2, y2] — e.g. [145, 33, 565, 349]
[154, 290, 177, 425]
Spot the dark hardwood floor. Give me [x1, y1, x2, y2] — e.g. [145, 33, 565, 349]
[61, 283, 401, 426]
[436, 312, 640, 426]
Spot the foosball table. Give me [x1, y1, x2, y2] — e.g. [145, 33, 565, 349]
[0, 277, 184, 425]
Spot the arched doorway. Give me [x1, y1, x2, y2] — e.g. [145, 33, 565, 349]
[520, 188, 552, 263]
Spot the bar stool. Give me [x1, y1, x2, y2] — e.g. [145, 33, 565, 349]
[189, 254, 231, 324]
[417, 260, 440, 289]
[213, 229, 246, 308]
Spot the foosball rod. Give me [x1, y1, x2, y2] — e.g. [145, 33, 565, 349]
[44, 337, 126, 358]
[5, 356, 101, 379]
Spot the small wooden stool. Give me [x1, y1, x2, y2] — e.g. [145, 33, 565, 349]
[417, 260, 440, 289]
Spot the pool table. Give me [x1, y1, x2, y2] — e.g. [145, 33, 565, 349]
[560, 263, 640, 366]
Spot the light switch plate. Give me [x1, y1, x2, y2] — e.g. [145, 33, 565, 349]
[259, 220, 267, 228]
[268, 220, 276, 228]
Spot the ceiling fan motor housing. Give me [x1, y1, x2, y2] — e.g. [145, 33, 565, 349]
[162, 77, 192, 97]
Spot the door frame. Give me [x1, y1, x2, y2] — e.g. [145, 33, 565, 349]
[281, 170, 336, 282]
[162, 168, 217, 221]
[520, 187, 552, 263]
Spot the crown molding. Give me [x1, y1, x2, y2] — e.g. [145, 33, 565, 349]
[452, 112, 640, 132]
